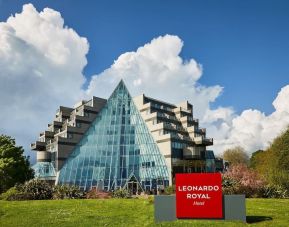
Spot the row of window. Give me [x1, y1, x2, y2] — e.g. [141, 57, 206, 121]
[172, 142, 185, 149]
[151, 102, 173, 111]
[141, 161, 156, 168]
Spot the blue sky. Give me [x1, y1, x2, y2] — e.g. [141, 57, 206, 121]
[1, 0, 289, 157]
[1, 0, 289, 114]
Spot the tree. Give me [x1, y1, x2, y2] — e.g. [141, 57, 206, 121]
[249, 150, 264, 168]
[253, 128, 289, 190]
[222, 146, 249, 166]
[0, 135, 34, 193]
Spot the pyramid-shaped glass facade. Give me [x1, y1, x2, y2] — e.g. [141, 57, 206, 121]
[58, 80, 169, 191]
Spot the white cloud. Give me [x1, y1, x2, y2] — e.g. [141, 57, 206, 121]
[85, 34, 289, 156]
[0, 4, 88, 161]
[206, 85, 289, 155]
[86, 35, 223, 118]
[1, 3, 289, 162]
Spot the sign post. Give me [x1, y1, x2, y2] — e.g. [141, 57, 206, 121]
[176, 173, 223, 219]
[154, 173, 246, 222]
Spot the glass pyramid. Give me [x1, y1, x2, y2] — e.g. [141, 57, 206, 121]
[58, 80, 169, 191]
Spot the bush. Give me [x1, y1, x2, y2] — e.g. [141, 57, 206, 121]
[164, 185, 175, 195]
[21, 179, 53, 200]
[261, 185, 289, 198]
[111, 188, 130, 198]
[222, 177, 241, 195]
[0, 185, 36, 201]
[53, 185, 84, 199]
[86, 188, 111, 199]
[0, 187, 18, 200]
[0, 187, 31, 201]
[147, 195, 154, 204]
[222, 164, 266, 198]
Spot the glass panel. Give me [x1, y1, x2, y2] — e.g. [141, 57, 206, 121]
[58, 81, 169, 191]
[32, 162, 56, 180]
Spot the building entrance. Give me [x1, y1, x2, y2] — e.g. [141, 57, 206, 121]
[126, 175, 141, 195]
[127, 181, 138, 195]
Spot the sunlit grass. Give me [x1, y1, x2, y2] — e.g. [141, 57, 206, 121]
[0, 198, 288, 226]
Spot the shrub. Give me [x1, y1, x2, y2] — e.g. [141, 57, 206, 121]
[164, 185, 175, 195]
[261, 185, 289, 198]
[0, 187, 31, 201]
[0, 187, 18, 200]
[111, 188, 130, 198]
[222, 177, 241, 195]
[53, 185, 84, 199]
[147, 195, 154, 204]
[86, 188, 111, 199]
[1, 186, 29, 201]
[222, 164, 266, 198]
[21, 179, 53, 200]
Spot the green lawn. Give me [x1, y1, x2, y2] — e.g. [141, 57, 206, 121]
[0, 198, 288, 226]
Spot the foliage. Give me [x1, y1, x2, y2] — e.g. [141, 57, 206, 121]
[261, 185, 289, 199]
[0, 187, 17, 200]
[222, 164, 265, 197]
[0, 187, 31, 201]
[1, 199, 289, 226]
[53, 185, 84, 199]
[164, 185, 175, 195]
[252, 128, 289, 191]
[20, 179, 53, 200]
[249, 150, 264, 169]
[86, 188, 111, 199]
[0, 135, 34, 193]
[222, 177, 241, 195]
[147, 195, 154, 204]
[222, 146, 249, 166]
[111, 188, 130, 198]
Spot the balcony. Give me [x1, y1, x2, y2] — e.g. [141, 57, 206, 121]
[31, 141, 46, 151]
[203, 138, 213, 145]
[180, 107, 192, 114]
[183, 147, 201, 159]
[187, 126, 206, 135]
[143, 112, 157, 121]
[40, 130, 54, 138]
[163, 122, 186, 133]
[157, 112, 178, 121]
[180, 116, 198, 125]
[193, 136, 213, 145]
[75, 114, 92, 123]
[155, 133, 171, 143]
[138, 102, 151, 111]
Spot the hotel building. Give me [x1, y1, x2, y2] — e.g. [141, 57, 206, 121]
[31, 80, 215, 192]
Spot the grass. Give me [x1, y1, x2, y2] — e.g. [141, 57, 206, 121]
[0, 198, 288, 226]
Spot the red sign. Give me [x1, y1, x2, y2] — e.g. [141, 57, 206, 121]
[176, 173, 223, 219]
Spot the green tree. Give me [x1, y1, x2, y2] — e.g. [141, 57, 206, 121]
[252, 127, 289, 191]
[0, 135, 34, 193]
[222, 146, 249, 166]
[249, 150, 264, 168]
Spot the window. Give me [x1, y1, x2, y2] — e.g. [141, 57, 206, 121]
[84, 112, 89, 117]
[172, 142, 183, 149]
[76, 122, 81, 128]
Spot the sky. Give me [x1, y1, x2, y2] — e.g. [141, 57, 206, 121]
[0, 0, 289, 162]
